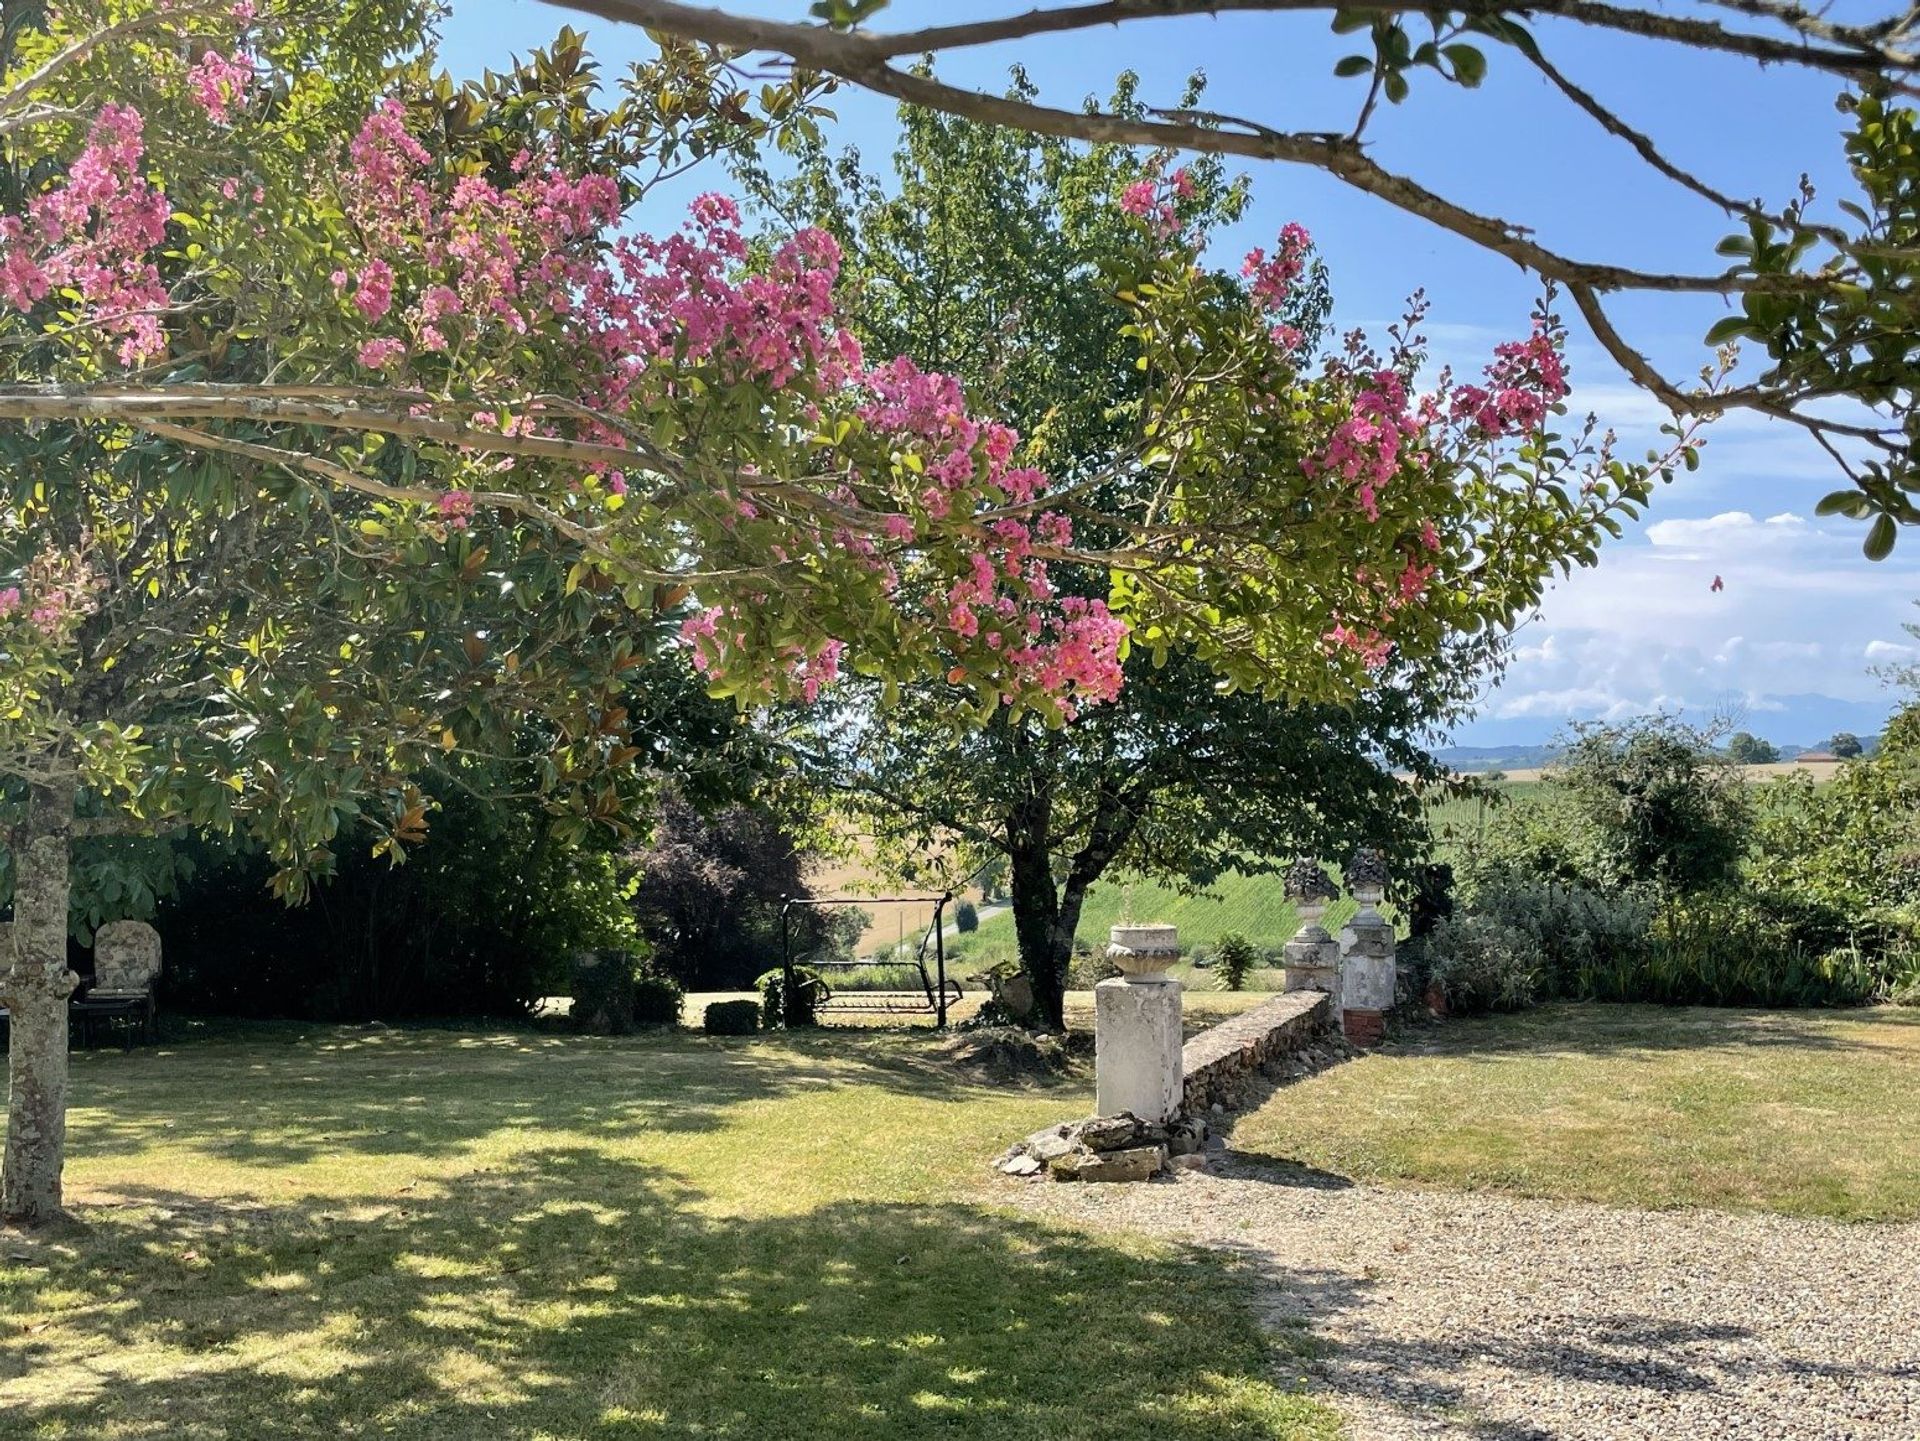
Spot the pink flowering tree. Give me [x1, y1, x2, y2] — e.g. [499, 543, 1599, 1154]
[756, 98, 1696, 1026]
[0, 4, 1689, 1224]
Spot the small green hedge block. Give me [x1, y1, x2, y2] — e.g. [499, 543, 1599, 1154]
[703, 999, 760, 1035]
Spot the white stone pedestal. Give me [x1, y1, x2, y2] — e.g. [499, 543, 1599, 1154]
[1094, 976, 1184, 1123]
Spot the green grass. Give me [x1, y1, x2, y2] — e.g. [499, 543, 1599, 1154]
[0, 1021, 1339, 1440]
[1233, 1002, 1920, 1221]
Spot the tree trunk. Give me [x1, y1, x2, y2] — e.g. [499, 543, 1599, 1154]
[2, 777, 77, 1228]
[1007, 835, 1069, 1030]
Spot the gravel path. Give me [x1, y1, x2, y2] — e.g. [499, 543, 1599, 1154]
[1006, 1157, 1920, 1439]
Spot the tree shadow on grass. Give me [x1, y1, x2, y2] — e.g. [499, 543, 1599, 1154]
[58, 1021, 1043, 1170]
[0, 1148, 1336, 1441]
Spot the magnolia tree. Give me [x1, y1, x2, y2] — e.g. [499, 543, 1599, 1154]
[1, 2, 1685, 1224]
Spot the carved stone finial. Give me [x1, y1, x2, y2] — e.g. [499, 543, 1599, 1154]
[1282, 856, 1338, 904]
[1343, 846, 1390, 895]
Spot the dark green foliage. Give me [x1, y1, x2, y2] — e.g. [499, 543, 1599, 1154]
[1552, 719, 1752, 894]
[153, 783, 634, 1021]
[629, 794, 863, 990]
[1214, 931, 1258, 992]
[572, 949, 640, 1035]
[1633, 893, 1874, 1007]
[757, 965, 827, 1028]
[1726, 731, 1780, 765]
[1462, 719, 1750, 899]
[1407, 862, 1455, 940]
[703, 999, 761, 1035]
[955, 899, 979, 933]
[631, 969, 685, 1027]
[1829, 732, 1865, 759]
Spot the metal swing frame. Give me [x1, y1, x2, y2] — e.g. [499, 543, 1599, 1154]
[779, 892, 959, 1029]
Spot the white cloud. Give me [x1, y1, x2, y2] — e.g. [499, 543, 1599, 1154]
[1468, 507, 1920, 740]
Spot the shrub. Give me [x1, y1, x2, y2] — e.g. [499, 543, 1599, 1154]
[1214, 932, 1258, 991]
[629, 793, 866, 989]
[756, 965, 827, 1028]
[1067, 948, 1121, 989]
[1463, 719, 1750, 900]
[1464, 875, 1654, 1000]
[703, 999, 761, 1035]
[631, 967, 684, 1027]
[1552, 719, 1751, 894]
[955, 899, 979, 933]
[1639, 891, 1871, 1007]
[1421, 914, 1538, 1014]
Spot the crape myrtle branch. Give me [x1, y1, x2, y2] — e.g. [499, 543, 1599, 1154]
[570, 0, 1920, 478]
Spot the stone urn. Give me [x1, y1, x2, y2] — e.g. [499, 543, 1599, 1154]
[1343, 846, 1390, 924]
[1283, 856, 1339, 942]
[1106, 923, 1181, 982]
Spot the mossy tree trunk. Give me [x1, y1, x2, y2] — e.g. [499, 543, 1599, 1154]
[2, 775, 77, 1227]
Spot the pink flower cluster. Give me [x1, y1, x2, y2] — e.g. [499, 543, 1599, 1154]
[0, 104, 171, 364]
[1118, 168, 1193, 238]
[332, 103, 1122, 710]
[340, 101, 624, 374]
[437, 490, 475, 529]
[187, 49, 253, 125]
[1449, 327, 1569, 436]
[579, 194, 858, 400]
[1307, 369, 1438, 522]
[1, 550, 104, 640]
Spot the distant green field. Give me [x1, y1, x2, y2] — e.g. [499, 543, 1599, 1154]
[946, 777, 1549, 965]
[1424, 778, 1545, 861]
[950, 872, 1360, 961]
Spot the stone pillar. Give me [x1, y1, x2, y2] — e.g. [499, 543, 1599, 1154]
[1094, 922, 1183, 1123]
[1281, 858, 1341, 998]
[1339, 849, 1396, 1047]
[1094, 977, 1184, 1123]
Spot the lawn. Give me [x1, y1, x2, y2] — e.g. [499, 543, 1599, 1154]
[0, 1022, 1339, 1440]
[1233, 1002, 1920, 1221]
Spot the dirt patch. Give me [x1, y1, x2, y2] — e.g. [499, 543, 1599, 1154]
[934, 1026, 1088, 1084]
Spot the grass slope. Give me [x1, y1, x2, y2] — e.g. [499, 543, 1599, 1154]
[0, 1023, 1338, 1440]
[1234, 1002, 1920, 1221]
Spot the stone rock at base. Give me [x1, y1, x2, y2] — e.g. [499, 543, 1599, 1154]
[1165, 1116, 1208, 1157]
[1168, 1152, 1210, 1173]
[998, 1154, 1043, 1177]
[1052, 1144, 1165, 1183]
[1023, 1125, 1077, 1163]
[1075, 1113, 1146, 1153]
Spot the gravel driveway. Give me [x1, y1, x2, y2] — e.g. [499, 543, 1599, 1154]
[1006, 1157, 1920, 1439]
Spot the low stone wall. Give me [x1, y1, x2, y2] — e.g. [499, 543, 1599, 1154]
[1181, 990, 1337, 1115]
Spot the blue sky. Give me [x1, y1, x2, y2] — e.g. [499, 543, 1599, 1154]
[440, 1, 1920, 746]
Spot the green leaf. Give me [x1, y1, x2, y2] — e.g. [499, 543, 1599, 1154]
[1864, 514, 1898, 561]
[1442, 44, 1487, 86]
[1333, 55, 1374, 78]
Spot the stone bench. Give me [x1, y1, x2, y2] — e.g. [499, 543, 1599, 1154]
[1181, 990, 1334, 1116]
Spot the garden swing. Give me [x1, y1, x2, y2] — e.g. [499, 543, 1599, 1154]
[778, 893, 961, 1028]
